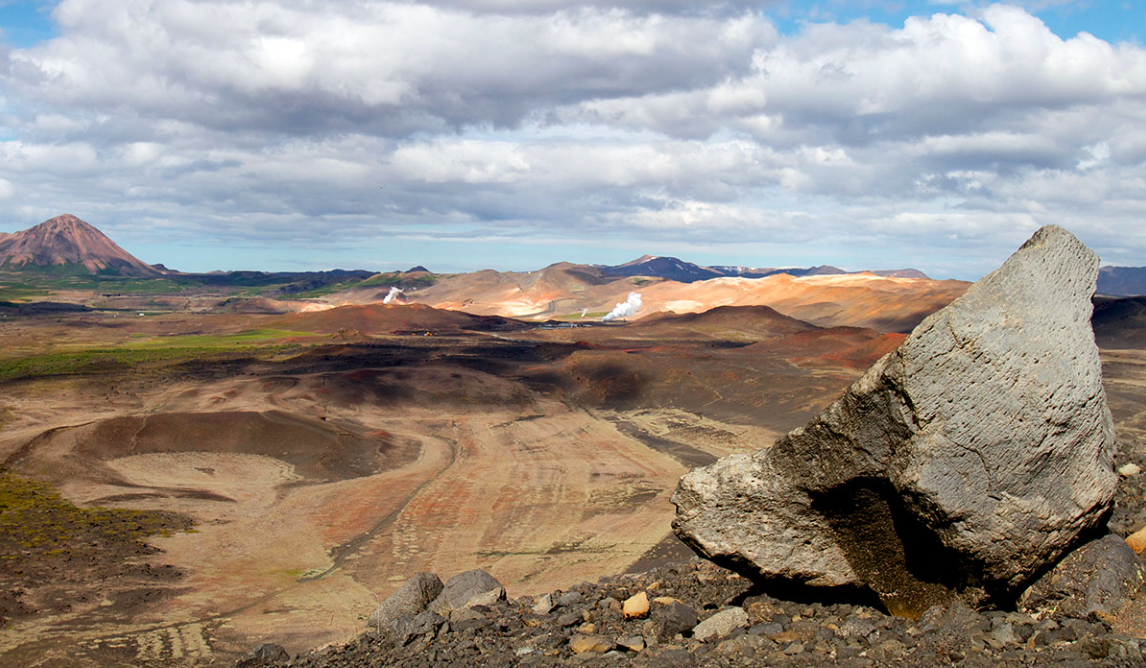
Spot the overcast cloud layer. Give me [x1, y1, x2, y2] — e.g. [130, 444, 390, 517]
[1, 0, 1145, 276]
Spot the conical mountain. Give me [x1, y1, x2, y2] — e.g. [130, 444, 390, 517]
[0, 214, 160, 276]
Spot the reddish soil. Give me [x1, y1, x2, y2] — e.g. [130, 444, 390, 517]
[0, 215, 159, 276]
[275, 304, 529, 335]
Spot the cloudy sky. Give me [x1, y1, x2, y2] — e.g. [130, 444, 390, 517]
[1, 0, 1144, 278]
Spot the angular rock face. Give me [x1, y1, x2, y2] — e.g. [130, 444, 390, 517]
[368, 572, 444, 629]
[429, 569, 505, 614]
[673, 226, 1116, 613]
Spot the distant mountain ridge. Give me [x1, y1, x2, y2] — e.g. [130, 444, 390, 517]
[602, 255, 929, 283]
[0, 214, 160, 277]
[601, 256, 724, 282]
[1098, 267, 1146, 296]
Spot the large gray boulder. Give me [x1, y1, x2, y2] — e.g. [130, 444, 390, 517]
[368, 572, 444, 629]
[673, 226, 1116, 612]
[428, 569, 505, 614]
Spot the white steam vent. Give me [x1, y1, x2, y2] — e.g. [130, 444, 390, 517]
[383, 287, 403, 304]
[602, 292, 641, 322]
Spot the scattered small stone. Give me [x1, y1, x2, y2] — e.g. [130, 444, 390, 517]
[1120, 463, 1142, 478]
[623, 591, 649, 619]
[692, 606, 749, 642]
[390, 611, 446, 646]
[557, 591, 583, 607]
[569, 634, 613, 654]
[235, 643, 289, 668]
[985, 621, 1017, 650]
[615, 636, 645, 652]
[838, 616, 877, 639]
[1126, 526, 1146, 555]
[748, 622, 783, 637]
[271, 506, 1146, 668]
[866, 639, 905, 661]
[532, 593, 554, 615]
[745, 598, 784, 624]
[650, 599, 698, 641]
[448, 607, 484, 624]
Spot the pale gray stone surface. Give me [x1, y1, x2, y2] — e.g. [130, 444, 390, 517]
[368, 572, 443, 629]
[671, 452, 856, 587]
[429, 569, 506, 614]
[673, 226, 1117, 608]
[692, 607, 749, 641]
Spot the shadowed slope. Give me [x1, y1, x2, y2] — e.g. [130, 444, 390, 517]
[1094, 296, 1146, 348]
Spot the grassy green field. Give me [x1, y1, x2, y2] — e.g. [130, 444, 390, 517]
[0, 470, 183, 552]
[0, 273, 197, 297]
[554, 312, 608, 320]
[0, 283, 51, 302]
[0, 468, 192, 602]
[123, 328, 317, 349]
[0, 329, 323, 381]
[290, 279, 371, 298]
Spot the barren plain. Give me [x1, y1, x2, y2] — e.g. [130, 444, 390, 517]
[1, 295, 1144, 668]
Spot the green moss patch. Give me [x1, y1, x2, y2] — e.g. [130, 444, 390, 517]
[0, 469, 191, 586]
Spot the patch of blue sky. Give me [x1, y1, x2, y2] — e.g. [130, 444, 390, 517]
[764, 0, 1143, 45]
[0, 0, 59, 48]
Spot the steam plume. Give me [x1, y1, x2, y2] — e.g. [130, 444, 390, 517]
[602, 292, 641, 322]
[383, 287, 403, 304]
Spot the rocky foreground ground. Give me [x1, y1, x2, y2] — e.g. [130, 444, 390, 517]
[240, 559, 1146, 668]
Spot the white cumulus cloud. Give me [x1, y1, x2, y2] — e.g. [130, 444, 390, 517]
[0, 2, 1144, 275]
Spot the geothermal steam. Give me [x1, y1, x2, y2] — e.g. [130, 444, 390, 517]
[383, 287, 403, 305]
[602, 292, 642, 322]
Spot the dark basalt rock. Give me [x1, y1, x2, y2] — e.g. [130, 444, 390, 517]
[272, 559, 1146, 668]
[1020, 533, 1146, 619]
[235, 643, 290, 668]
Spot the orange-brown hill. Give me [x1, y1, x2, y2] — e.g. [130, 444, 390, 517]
[346, 265, 968, 333]
[630, 305, 818, 341]
[339, 262, 634, 319]
[749, 327, 908, 370]
[274, 303, 531, 335]
[636, 273, 969, 333]
[0, 214, 160, 276]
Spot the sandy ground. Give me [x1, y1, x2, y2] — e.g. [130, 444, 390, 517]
[0, 345, 801, 667]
